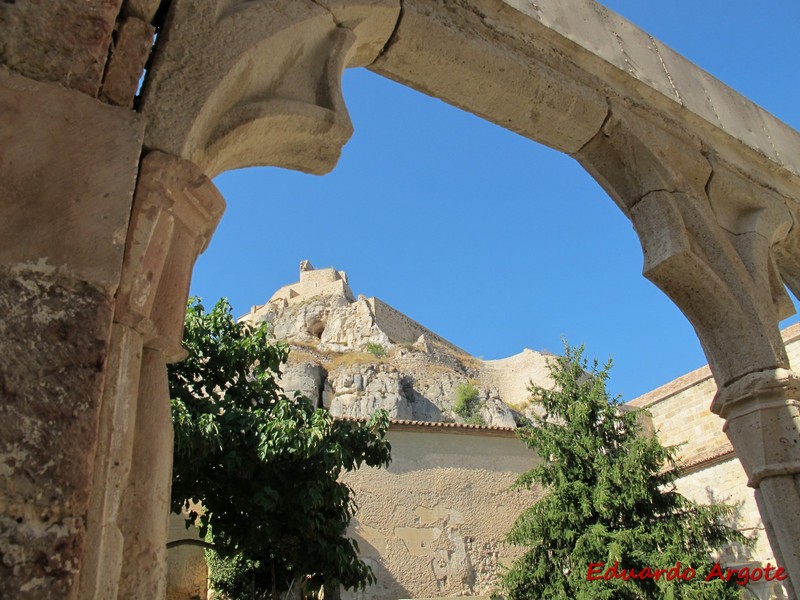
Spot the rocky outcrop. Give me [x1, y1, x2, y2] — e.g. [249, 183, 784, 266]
[254, 293, 392, 354]
[243, 262, 555, 427]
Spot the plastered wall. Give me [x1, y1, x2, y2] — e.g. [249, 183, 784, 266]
[340, 424, 541, 599]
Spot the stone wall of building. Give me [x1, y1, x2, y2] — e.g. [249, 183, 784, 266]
[630, 324, 800, 460]
[629, 367, 726, 458]
[340, 423, 540, 599]
[674, 458, 788, 599]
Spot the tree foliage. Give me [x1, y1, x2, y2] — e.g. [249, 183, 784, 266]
[169, 298, 392, 598]
[502, 344, 748, 600]
[453, 382, 484, 425]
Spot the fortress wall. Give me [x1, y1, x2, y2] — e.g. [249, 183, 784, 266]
[368, 297, 465, 354]
[291, 278, 353, 302]
[300, 267, 341, 285]
[268, 278, 354, 306]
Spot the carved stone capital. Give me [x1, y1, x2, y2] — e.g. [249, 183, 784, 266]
[713, 369, 800, 487]
[630, 189, 790, 385]
[115, 151, 226, 360]
[140, 0, 399, 177]
[576, 103, 797, 387]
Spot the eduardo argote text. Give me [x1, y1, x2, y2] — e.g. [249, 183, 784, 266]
[587, 561, 788, 587]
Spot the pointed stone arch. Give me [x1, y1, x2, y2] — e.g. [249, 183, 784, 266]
[2, 0, 800, 597]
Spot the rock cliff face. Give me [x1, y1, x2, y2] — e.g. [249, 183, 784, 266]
[242, 262, 554, 427]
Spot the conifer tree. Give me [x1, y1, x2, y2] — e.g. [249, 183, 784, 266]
[502, 345, 748, 599]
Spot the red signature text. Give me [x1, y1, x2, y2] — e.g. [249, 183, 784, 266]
[586, 561, 787, 586]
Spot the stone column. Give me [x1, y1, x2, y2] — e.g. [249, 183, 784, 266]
[575, 102, 800, 595]
[78, 151, 226, 599]
[0, 67, 144, 598]
[713, 371, 800, 597]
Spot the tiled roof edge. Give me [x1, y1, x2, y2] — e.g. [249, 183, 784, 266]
[628, 323, 800, 409]
[676, 442, 736, 475]
[334, 415, 518, 436]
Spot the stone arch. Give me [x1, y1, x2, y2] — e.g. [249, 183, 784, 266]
[2, 1, 800, 597]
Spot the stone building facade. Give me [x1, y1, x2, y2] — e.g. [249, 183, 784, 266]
[340, 421, 540, 599]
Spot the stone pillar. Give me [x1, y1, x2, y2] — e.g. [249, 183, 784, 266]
[713, 371, 800, 598]
[575, 102, 800, 593]
[78, 151, 226, 598]
[69, 1, 399, 593]
[0, 67, 144, 597]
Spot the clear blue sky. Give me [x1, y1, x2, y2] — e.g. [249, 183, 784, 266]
[190, 0, 800, 401]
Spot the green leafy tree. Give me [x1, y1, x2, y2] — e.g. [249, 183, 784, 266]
[169, 298, 391, 599]
[502, 344, 748, 600]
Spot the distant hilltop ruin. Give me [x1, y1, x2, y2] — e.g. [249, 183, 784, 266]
[241, 261, 555, 426]
[245, 260, 467, 355]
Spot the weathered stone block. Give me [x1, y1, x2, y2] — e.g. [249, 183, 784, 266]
[0, 0, 123, 96]
[0, 514, 84, 600]
[372, 0, 608, 154]
[0, 67, 143, 598]
[122, 0, 162, 23]
[141, 0, 399, 176]
[0, 67, 144, 294]
[0, 272, 113, 598]
[100, 16, 155, 108]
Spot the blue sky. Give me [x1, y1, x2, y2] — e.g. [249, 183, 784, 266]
[190, 0, 800, 401]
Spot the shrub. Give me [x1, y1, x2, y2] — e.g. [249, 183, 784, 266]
[453, 382, 484, 424]
[170, 298, 392, 597]
[366, 341, 387, 358]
